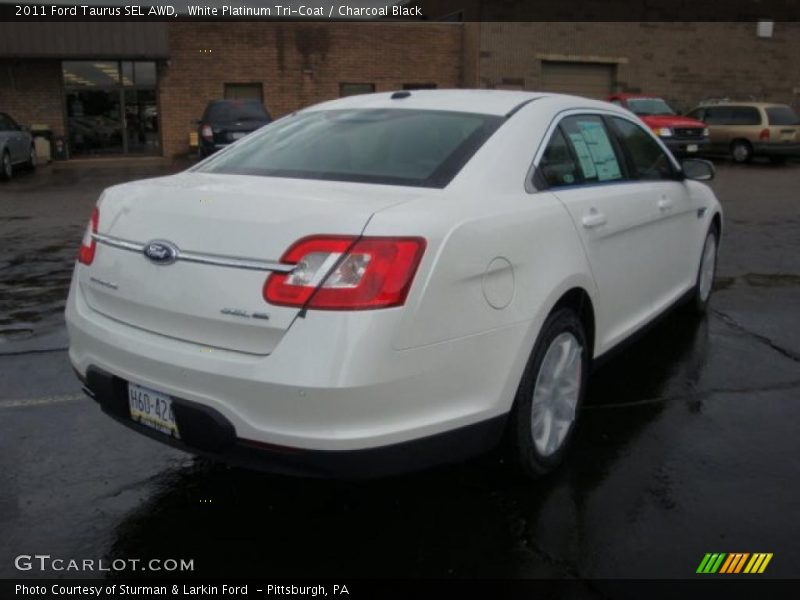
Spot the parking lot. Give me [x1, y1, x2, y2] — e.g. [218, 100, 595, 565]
[1, 158, 799, 580]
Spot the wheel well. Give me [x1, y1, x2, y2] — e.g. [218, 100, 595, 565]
[551, 288, 595, 359]
[730, 138, 752, 149]
[711, 212, 722, 238]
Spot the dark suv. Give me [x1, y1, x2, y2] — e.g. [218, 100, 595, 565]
[197, 99, 271, 158]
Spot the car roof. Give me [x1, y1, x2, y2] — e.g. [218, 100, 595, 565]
[698, 101, 789, 109]
[301, 89, 567, 116]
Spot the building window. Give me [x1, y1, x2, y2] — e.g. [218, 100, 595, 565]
[403, 83, 437, 90]
[339, 83, 375, 97]
[62, 60, 159, 156]
[224, 83, 264, 101]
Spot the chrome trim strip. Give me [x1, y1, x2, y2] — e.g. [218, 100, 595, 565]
[93, 233, 143, 253]
[92, 233, 294, 273]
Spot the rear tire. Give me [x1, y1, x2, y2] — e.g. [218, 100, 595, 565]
[0, 150, 11, 181]
[687, 226, 719, 315]
[510, 308, 589, 478]
[27, 145, 37, 170]
[730, 140, 753, 164]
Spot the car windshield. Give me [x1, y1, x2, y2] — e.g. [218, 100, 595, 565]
[626, 98, 676, 116]
[197, 109, 504, 188]
[205, 101, 270, 122]
[766, 106, 800, 126]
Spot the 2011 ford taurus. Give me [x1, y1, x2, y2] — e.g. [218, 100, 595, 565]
[66, 90, 722, 478]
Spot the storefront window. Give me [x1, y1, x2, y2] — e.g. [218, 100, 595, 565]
[63, 61, 159, 156]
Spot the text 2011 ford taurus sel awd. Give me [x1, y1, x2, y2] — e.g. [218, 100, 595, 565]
[66, 90, 722, 478]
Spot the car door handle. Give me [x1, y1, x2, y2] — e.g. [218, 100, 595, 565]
[582, 210, 607, 229]
[657, 198, 674, 211]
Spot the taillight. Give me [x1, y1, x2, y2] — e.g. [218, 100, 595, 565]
[200, 124, 213, 140]
[78, 207, 99, 265]
[264, 235, 426, 310]
[759, 128, 770, 141]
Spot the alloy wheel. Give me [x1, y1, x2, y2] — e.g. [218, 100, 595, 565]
[530, 331, 583, 457]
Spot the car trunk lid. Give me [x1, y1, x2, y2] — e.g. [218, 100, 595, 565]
[78, 172, 413, 355]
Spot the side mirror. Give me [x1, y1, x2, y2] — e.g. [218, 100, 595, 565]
[681, 158, 715, 181]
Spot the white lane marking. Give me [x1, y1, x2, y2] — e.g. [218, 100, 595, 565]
[0, 393, 86, 409]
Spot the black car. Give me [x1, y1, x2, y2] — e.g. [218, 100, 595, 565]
[197, 99, 272, 158]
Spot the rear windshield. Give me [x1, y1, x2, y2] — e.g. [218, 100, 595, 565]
[197, 109, 504, 188]
[766, 106, 800, 126]
[204, 101, 270, 122]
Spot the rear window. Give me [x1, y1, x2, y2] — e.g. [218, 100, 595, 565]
[766, 106, 800, 126]
[626, 98, 675, 116]
[204, 100, 270, 122]
[198, 109, 504, 188]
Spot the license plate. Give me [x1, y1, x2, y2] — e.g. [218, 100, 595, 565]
[231, 132, 246, 140]
[686, 144, 698, 153]
[128, 383, 180, 438]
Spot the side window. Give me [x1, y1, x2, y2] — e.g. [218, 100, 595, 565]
[704, 107, 732, 125]
[539, 128, 580, 187]
[611, 117, 675, 181]
[559, 116, 624, 184]
[731, 107, 762, 126]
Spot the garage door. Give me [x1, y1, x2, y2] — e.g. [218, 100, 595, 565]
[540, 61, 616, 99]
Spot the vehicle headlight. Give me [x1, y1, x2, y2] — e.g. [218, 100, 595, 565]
[653, 127, 673, 137]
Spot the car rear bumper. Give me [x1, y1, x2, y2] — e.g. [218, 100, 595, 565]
[663, 138, 710, 155]
[66, 276, 528, 470]
[752, 142, 800, 157]
[82, 365, 506, 479]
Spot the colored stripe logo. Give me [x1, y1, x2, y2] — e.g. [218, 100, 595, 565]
[697, 552, 773, 574]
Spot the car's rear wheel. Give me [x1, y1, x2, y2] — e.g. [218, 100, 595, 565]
[1, 150, 12, 181]
[687, 226, 719, 314]
[510, 308, 588, 478]
[730, 140, 753, 164]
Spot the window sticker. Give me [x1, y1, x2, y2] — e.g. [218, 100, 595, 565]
[567, 133, 597, 179]
[574, 120, 622, 182]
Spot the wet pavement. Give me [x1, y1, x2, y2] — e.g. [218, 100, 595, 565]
[1, 159, 799, 580]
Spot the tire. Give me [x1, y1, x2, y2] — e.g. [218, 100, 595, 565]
[730, 140, 753, 164]
[510, 308, 589, 478]
[687, 226, 719, 314]
[27, 145, 37, 170]
[0, 150, 12, 181]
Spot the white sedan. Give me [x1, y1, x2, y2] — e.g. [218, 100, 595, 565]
[65, 90, 722, 478]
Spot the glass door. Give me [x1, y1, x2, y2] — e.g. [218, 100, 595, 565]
[63, 61, 160, 156]
[63, 62, 124, 156]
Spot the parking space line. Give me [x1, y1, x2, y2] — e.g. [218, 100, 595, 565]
[0, 392, 86, 409]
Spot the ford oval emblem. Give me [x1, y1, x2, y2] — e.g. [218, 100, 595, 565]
[143, 240, 179, 265]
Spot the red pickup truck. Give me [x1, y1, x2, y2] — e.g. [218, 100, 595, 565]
[608, 94, 709, 156]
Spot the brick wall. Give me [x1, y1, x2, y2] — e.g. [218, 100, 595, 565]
[478, 22, 800, 113]
[160, 22, 463, 156]
[0, 60, 65, 135]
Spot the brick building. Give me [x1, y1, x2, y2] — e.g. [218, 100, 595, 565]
[0, 21, 463, 158]
[1, 17, 797, 159]
[472, 22, 800, 114]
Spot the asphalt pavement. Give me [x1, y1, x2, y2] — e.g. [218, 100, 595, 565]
[0, 158, 798, 580]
